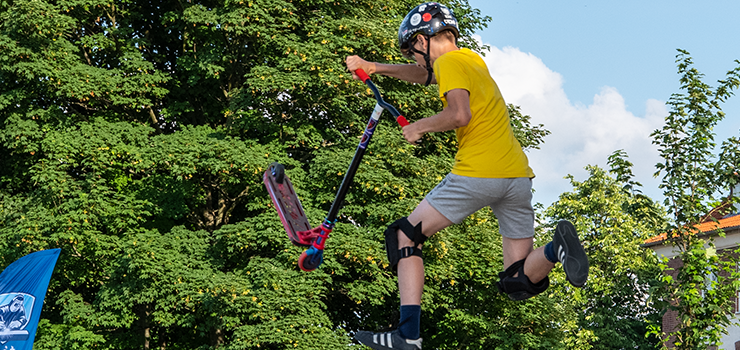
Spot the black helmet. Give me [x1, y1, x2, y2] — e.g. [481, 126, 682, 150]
[398, 2, 459, 60]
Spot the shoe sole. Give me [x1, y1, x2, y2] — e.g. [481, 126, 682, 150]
[553, 220, 589, 287]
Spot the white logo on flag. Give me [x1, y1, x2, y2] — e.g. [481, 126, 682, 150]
[0, 293, 34, 345]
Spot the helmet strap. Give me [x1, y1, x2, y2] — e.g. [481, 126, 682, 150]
[423, 37, 433, 86]
[410, 35, 434, 86]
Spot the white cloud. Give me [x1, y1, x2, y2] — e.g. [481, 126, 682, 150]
[478, 44, 667, 206]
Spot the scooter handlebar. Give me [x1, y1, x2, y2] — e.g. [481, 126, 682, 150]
[355, 68, 371, 83]
[353, 69, 409, 128]
[396, 116, 410, 127]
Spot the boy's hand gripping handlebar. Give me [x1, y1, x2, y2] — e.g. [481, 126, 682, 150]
[354, 69, 410, 127]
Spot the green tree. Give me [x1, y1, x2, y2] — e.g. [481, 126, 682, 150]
[648, 50, 740, 350]
[546, 150, 666, 349]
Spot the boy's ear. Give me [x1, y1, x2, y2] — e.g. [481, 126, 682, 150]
[416, 35, 429, 50]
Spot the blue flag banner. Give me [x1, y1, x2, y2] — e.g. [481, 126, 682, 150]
[0, 249, 61, 350]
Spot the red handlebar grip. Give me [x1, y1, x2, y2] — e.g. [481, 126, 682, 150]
[355, 69, 371, 83]
[396, 116, 410, 127]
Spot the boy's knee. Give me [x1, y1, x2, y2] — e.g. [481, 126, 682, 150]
[496, 258, 549, 301]
[397, 229, 418, 248]
[385, 217, 427, 271]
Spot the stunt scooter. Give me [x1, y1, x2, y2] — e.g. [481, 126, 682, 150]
[263, 69, 409, 271]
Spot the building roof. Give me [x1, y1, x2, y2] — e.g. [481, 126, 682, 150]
[644, 213, 740, 246]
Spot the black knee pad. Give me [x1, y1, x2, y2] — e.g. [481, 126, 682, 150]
[384, 217, 427, 271]
[496, 259, 549, 301]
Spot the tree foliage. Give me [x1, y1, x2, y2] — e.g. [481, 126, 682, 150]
[648, 50, 740, 350]
[546, 150, 666, 349]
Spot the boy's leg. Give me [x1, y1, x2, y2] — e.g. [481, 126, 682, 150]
[397, 199, 452, 340]
[501, 220, 589, 291]
[493, 177, 553, 288]
[397, 199, 454, 305]
[501, 237, 554, 284]
[355, 199, 452, 349]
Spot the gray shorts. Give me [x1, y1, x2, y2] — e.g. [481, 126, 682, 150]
[425, 174, 535, 239]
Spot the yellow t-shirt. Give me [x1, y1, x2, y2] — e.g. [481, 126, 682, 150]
[433, 48, 535, 179]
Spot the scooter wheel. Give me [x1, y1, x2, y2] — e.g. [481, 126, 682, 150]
[298, 250, 322, 272]
[269, 162, 285, 184]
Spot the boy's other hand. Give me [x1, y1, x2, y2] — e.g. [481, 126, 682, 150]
[346, 55, 376, 80]
[402, 123, 424, 145]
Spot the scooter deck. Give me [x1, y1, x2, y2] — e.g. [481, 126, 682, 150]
[263, 165, 313, 247]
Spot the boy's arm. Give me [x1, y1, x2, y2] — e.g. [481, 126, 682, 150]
[346, 55, 437, 85]
[402, 88, 471, 144]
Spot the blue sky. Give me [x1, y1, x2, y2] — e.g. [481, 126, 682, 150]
[467, 0, 740, 207]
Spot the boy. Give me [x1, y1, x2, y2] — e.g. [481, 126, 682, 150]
[346, 3, 589, 349]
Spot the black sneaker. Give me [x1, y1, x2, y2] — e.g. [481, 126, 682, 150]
[355, 329, 422, 350]
[552, 220, 589, 287]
